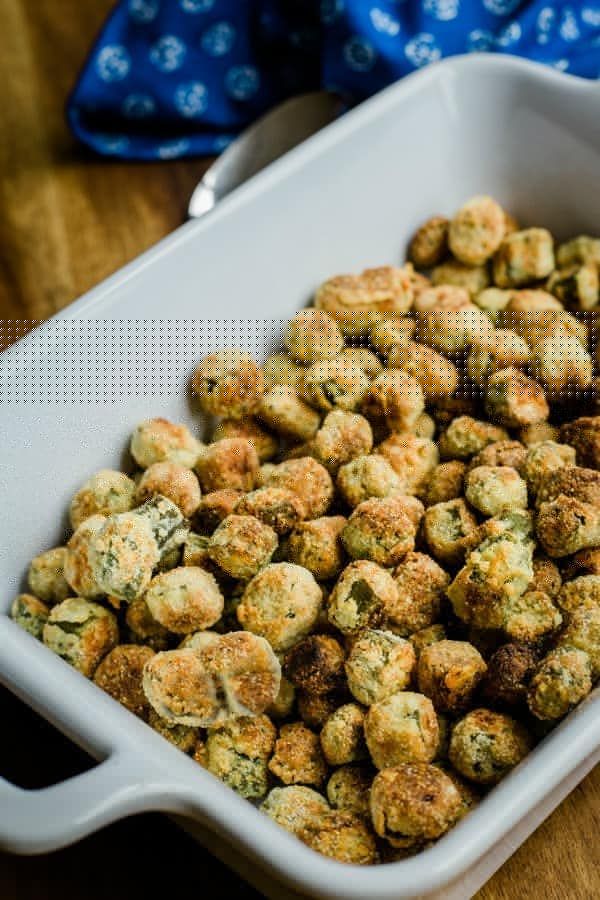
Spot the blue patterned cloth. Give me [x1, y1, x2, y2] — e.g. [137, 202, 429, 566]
[68, 0, 600, 159]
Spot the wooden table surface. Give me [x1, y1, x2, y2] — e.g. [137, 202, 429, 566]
[1, 2, 598, 897]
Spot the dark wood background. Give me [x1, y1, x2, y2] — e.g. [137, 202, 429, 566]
[1, 2, 599, 897]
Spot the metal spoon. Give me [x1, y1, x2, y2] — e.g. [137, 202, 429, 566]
[188, 91, 342, 218]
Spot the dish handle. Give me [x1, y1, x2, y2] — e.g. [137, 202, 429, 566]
[0, 749, 185, 854]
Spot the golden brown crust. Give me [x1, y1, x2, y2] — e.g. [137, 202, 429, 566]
[195, 438, 259, 493]
[284, 635, 346, 695]
[93, 644, 155, 719]
[268, 722, 328, 787]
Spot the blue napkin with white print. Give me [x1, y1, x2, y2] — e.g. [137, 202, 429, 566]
[68, 0, 600, 160]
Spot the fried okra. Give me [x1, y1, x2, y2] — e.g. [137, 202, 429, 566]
[11, 593, 50, 640]
[192, 350, 264, 419]
[493, 228, 555, 287]
[558, 604, 600, 678]
[361, 371, 425, 433]
[258, 385, 321, 442]
[518, 422, 560, 446]
[410, 625, 447, 659]
[345, 630, 415, 705]
[268, 722, 328, 787]
[327, 560, 398, 635]
[27, 547, 70, 606]
[536, 497, 600, 558]
[389, 553, 449, 635]
[448, 195, 506, 266]
[430, 261, 490, 299]
[423, 461, 466, 506]
[408, 215, 449, 268]
[387, 342, 459, 401]
[485, 368, 549, 428]
[234, 487, 306, 536]
[556, 235, 600, 268]
[144, 566, 224, 634]
[297, 690, 348, 730]
[364, 692, 439, 769]
[43, 598, 119, 677]
[87, 512, 161, 603]
[205, 714, 276, 800]
[423, 499, 479, 567]
[312, 410, 373, 474]
[263, 353, 304, 391]
[547, 262, 599, 310]
[285, 516, 347, 580]
[531, 333, 593, 392]
[376, 434, 438, 497]
[208, 514, 277, 579]
[130, 418, 203, 469]
[438, 416, 509, 460]
[481, 643, 539, 708]
[341, 496, 418, 567]
[301, 358, 370, 414]
[315, 265, 414, 336]
[370, 763, 463, 849]
[259, 457, 334, 519]
[193, 489, 242, 534]
[527, 648, 592, 721]
[148, 710, 197, 753]
[143, 633, 281, 726]
[212, 417, 278, 463]
[70, 470, 136, 530]
[340, 347, 383, 380]
[369, 317, 416, 356]
[536, 466, 600, 509]
[299, 809, 378, 865]
[125, 596, 171, 650]
[284, 635, 346, 695]
[93, 644, 155, 719]
[237, 563, 322, 651]
[261, 785, 330, 834]
[557, 575, 600, 615]
[195, 438, 258, 493]
[320, 703, 367, 766]
[560, 416, 600, 469]
[465, 466, 528, 517]
[418, 641, 487, 714]
[284, 308, 344, 364]
[327, 765, 373, 819]
[522, 440, 576, 498]
[449, 709, 532, 785]
[135, 462, 201, 519]
[336, 455, 404, 508]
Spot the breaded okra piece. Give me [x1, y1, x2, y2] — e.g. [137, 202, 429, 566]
[205, 714, 276, 800]
[536, 496, 600, 557]
[422, 460, 466, 506]
[370, 763, 463, 849]
[449, 709, 532, 785]
[130, 418, 203, 469]
[522, 440, 576, 498]
[192, 349, 264, 419]
[448, 195, 507, 266]
[369, 317, 416, 356]
[195, 437, 259, 493]
[389, 552, 449, 636]
[531, 333, 593, 392]
[556, 235, 600, 268]
[93, 644, 155, 719]
[70, 470, 136, 530]
[547, 263, 599, 311]
[235, 486, 306, 535]
[135, 462, 201, 518]
[284, 308, 344, 364]
[268, 721, 328, 787]
[438, 416, 509, 460]
[259, 457, 334, 519]
[464, 465, 528, 517]
[387, 342, 459, 401]
[558, 604, 600, 678]
[418, 302, 494, 352]
[327, 560, 398, 635]
[193, 488, 242, 534]
[312, 410, 373, 474]
[423, 498, 479, 567]
[144, 566, 224, 634]
[212, 416, 279, 463]
[11, 593, 50, 640]
[493, 228, 555, 287]
[284, 635, 346, 695]
[315, 266, 414, 336]
[125, 595, 171, 651]
[408, 215, 449, 268]
[481, 642, 539, 708]
[560, 416, 600, 469]
[527, 647, 592, 720]
[376, 434, 439, 496]
[430, 261, 490, 298]
[417, 641, 487, 714]
[345, 629, 415, 705]
[340, 346, 383, 379]
[557, 575, 600, 614]
[361, 370, 425, 434]
[327, 765, 374, 819]
[285, 516, 347, 581]
[336, 454, 404, 508]
[258, 385, 321, 442]
[261, 785, 330, 835]
[536, 465, 600, 508]
[364, 692, 439, 769]
[341, 496, 418, 567]
[208, 514, 277, 579]
[237, 562, 322, 651]
[43, 597, 119, 677]
[87, 512, 161, 603]
[485, 368, 549, 428]
[27, 547, 70, 606]
[320, 703, 368, 766]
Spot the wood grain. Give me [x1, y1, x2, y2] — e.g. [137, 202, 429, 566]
[0, 1, 598, 897]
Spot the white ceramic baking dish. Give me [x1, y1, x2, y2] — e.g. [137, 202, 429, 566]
[1, 53, 600, 900]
